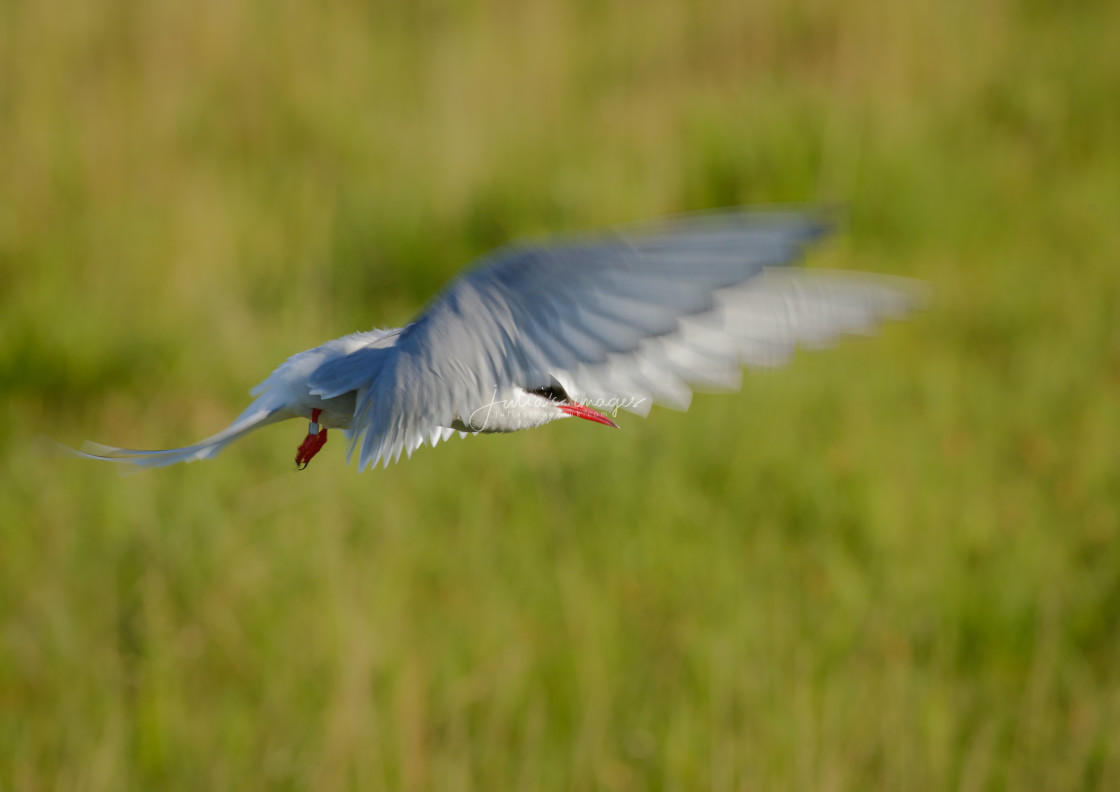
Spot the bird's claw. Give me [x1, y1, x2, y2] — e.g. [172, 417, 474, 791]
[295, 408, 328, 470]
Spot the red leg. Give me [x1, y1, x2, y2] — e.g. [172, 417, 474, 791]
[295, 408, 328, 469]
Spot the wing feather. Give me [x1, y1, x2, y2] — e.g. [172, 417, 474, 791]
[338, 211, 917, 470]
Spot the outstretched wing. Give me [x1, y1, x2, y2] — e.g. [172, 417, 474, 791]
[341, 210, 918, 470]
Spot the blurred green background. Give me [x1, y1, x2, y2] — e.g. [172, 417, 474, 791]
[3, 0, 1119, 788]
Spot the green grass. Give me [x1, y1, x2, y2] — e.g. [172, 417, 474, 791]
[3, 0, 1120, 788]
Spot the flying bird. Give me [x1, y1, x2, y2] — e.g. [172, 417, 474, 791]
[71, 210, 917, 472]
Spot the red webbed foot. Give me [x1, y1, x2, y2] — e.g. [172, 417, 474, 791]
[295, 408, 328, 470]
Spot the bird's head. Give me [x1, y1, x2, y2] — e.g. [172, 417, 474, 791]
[457, 378, 619, 433]
[523, 381, 620, 429]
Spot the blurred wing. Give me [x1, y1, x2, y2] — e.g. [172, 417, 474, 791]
[345, 210, 918, 469]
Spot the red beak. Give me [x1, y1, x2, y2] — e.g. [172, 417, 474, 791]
[558, 402, 620, 428]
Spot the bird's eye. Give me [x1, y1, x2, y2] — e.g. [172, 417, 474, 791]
[526, 380, 570, 402]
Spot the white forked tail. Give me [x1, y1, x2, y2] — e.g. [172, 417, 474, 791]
[69, 407, 285, 470]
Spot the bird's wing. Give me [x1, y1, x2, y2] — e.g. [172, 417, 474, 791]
[338, 210, 918, 469]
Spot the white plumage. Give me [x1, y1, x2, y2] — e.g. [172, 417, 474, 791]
[72, 210, 918, 472]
